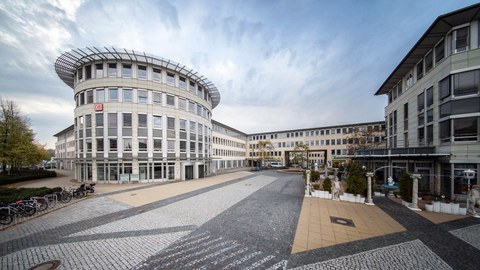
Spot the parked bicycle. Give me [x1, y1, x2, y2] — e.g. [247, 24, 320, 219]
[0, 201, 36, 225]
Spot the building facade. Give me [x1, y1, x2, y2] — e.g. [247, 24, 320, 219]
[211, 120, 248, 173]
[355, 4, 480, 199]
[247, 122, 386, 168]
[53, 125, 75, 170]
[54, 47, 220, 182]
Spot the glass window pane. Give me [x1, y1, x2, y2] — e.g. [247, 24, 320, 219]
[454, 117, 478, 141]
[96, 89, 105, 103]
[138, 90, 148, 104]
[123, 89, 132, 102]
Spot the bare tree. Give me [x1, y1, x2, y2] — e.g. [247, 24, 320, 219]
[346, 127, 384, 155]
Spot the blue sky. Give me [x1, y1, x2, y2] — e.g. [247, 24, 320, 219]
[0, 0, 478, 148]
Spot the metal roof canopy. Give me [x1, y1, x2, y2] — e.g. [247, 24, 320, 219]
[54, 47, 221, 108]
[375, 3, 480, 96]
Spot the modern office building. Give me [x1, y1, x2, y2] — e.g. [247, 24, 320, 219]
[211, 120, 248, 173]
[354, 4, 480, 199]
[53, 125, 75, 170]
[54, 47, 220, 182]
[247, 122, 386, 168]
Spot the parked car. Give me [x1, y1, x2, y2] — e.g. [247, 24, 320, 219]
[269, 162, 284, 168]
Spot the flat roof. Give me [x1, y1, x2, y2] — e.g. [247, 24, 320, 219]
[54, 47, 221, 108]
[53, 124, 74, 137]
[375, 3, 480, 96]
[212, 119, 248, 136]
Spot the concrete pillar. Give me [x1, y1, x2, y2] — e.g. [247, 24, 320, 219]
[411, 174, 422, 211]
[366, 172, 374, 205]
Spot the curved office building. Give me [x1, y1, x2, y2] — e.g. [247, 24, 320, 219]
[54, 47, 220, 183]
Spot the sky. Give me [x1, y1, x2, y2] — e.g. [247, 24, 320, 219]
[0, 0, 478, 149]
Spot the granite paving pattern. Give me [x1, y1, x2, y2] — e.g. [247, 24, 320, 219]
[1, 171, 480, 269]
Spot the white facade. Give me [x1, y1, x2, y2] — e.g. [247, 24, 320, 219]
[54, 48, 220, 183]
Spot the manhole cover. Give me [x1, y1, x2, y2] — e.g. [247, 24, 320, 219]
[131, 193, 137, 196]
[27, 260, 61, 270]
[330, 216, 355, 227]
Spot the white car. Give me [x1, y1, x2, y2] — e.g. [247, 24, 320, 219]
[270, 162, 284, 168]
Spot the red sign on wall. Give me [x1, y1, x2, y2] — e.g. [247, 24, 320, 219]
[94, 103, 103, 111]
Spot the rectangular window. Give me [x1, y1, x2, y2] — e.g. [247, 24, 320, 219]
[79, 92, 85, 105]
[124, 139, 132, 151]
[167, 95, 175, 106]
[86, 90, 93, 104]
[153, 115, 162, 128]
[138, 139, 147, 151]
[189, 101, 195, 112]
[153, 92, 161, 104]
[197, 105, 202, 115]
[137, 65, 147, 79]
[167, 117, 175, 130]
[403, 103, 408, 131]
[123, 113, 132, 127]
[78, 68, 83, 81]
[179, 77, 186, 90]
[96, 89, 105, 103]
[138, 114, 147, 128]
[416, 60, 423, 80]
[439, 76, 450, 100]
[85, 114, 92, 128]
[96, 113, 104, 127]
[180, 141, 186, 152]
[138, 90, 148, 104]
[109, 139, 117, 151]
[95, 63, 103, 78]
[455, 27, 469, 53]
[427, 125, 433, 145]
[454, 117, 478, 141]
[435, 39, 444, 64]
[109, 88, 118, 102]
[153, 139, 162, 151]
[153, 68, 161, 81]
[180, 119, 187, 131]
[440, 120, 451, 143]
[189, 81, 196, 93]
[108, 63, 117, 77]
[123, 89, 133, 102]
[427, 109, 433, 123]
[418, 127, 425, 146]
[97, 138, 104, 151]
[426, 87, 433, 107]
[417, 92, 425, 111]
[122, 64, 132, 77]
[425, 51, 433, 73]
[108, 113, 117, 127]
[178, 98, 186, 110]
[453, 69, 479, 96]
[85, 65, 91, 79]
[167, 72, 175, 85]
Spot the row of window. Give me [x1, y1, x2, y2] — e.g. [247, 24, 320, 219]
[249, 125, 385, 141]
[248, 148, 349, 157]
[389, 24, 474, 104]
[212, 123, 247, 140]
[75, 62, 212, 103]
[75, 88, 212, 120]
[78, 137, 207, 153]
[77, 162, 177, 182]
[214, 160, 246, 170]
[212, 136, 246, 149]
[213, 149, 246, 157]
[249, 137, 382, 149]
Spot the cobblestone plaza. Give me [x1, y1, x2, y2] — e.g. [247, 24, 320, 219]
[1, 170, 480, 269]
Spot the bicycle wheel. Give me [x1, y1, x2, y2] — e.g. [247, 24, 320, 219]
[37, 199, 48, 212]
[61, 192, 72, 203]
[22, 205, 36, 216]
[0, 209, 13, 225]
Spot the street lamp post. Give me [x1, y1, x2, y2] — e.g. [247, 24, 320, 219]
[410, 174, 422, 211]
[366, 172, 375, 205]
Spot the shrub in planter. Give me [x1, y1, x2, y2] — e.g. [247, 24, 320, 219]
[312, 183, 321, 190]
[398, 172, 413, 203]
[346, 164, 367, 196]
[311, 170, 320, 182]
[323, 178, 332, 192]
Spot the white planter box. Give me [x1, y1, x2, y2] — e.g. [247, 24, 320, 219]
[433, 201, 441, 212]
[339, 195, 345, 201]
[355, 195, 361, 203]
[425, 204, 433, 212]
[374, 191, 382, 197]
[359, 197, 365, 204]
[441, 202, 452, 214]
[325, 192, 332, 199]
[451, 203, 460, 215]
[459, 208, 467, 215]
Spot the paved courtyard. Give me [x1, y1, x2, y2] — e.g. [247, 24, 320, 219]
[1, 170, 480, 269]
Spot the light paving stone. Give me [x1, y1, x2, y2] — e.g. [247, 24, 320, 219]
[0, 197, 132, 244]
[69, 175, 277, 237]
[450, 224, 480, 250]
[291, 240, 452, 270]
[0, 232, 188, 270]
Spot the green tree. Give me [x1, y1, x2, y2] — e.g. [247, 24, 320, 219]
[346, 163, 367, 195]
[0, 98, 47, 174]
[292, 142, 309, 168]
[255, 140, 274, 167]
